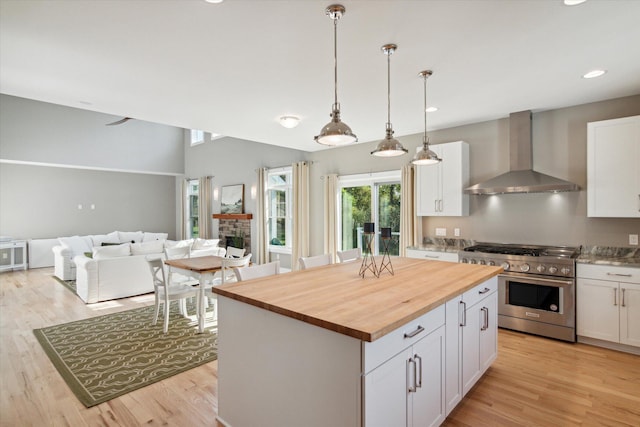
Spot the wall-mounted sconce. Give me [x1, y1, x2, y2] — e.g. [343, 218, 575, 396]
[213, 187, 219, 201]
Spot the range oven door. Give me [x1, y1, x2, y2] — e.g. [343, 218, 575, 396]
[498, 273, 575, 328]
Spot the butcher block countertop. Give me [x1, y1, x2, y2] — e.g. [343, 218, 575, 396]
[212, 257, 502, 342]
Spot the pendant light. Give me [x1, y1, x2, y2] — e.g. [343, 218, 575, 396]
[314, 4, 357, 146]
[411, 70, 442, 165]
[371, 44, 408, 157]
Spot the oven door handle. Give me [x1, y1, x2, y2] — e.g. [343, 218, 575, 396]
[501, 274, 574, 287]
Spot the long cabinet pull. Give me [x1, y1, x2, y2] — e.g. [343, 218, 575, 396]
[404, 325, 425, 339]
[415, 354, 423, 389]
[480, 307, 489, 331]
[621, 288, 626, 307]
[459, 301, 467, 327]
[607, 272, 633, 277]
[613, 288, 618, 306]
[434, 200, 438, 212]
[439, 199, 443, 212]
[407, 357, 417, 393]
[479, 287, 491, 294]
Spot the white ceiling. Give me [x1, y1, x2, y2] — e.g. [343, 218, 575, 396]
[1, 0, 639, 153]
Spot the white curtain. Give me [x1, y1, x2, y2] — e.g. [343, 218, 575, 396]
[180, 178, 188, 240]
[323, 174, 339, 263]
[256, 168, 269, 264]
[198, 176, 213, 239]
[400, 164, 422, 256]
[291, 161, 309, 271]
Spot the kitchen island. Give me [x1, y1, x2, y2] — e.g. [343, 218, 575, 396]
[212, 257, 502, 427]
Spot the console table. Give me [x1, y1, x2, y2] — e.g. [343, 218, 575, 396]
[0, 239, 27, 272]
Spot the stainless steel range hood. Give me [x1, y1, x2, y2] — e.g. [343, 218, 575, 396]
[465, 110, 579, 195]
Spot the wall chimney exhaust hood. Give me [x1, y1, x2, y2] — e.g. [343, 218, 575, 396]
[465, 110, 579, 195]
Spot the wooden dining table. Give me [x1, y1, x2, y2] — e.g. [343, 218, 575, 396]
[163, 255, 224, 333]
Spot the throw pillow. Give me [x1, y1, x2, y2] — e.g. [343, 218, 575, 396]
[131, 240, 165, 256]
[83, 252, 93, 259]
[192, 238, 220, 249]
[58, 235, 93, 257]
[90, 231, 119, 247]
[117, 231, 143, 244]
[92, 243, 131, 260]
[142, 232, 169, 242]
[164, 239, 193, 249]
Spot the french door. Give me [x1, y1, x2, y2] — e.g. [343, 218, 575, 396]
[339, 171, 401, 256]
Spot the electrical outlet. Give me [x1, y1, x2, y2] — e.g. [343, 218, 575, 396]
[454, 228, 461, 237]
[630, 234, 639, 245]
[435, 227, 447, 236]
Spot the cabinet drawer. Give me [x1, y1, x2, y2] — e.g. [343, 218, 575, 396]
[577, 264, 640, 284]
[406, 249, 459, 263]
[462, 277, 498, 308]
[363, 304, 445, 374]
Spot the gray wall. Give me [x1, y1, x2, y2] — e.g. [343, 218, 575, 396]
[0, 95, 184, 240]
[307, 95, 640, 253]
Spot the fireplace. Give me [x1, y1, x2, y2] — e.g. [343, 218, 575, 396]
[213, 213, 252, 254]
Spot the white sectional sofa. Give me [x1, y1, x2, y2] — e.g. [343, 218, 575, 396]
[72, 237, 225, 303]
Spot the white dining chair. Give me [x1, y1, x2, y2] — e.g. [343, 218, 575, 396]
[299, 253, 333, 270]
[337, 248, 362, 263]
[214, 253, 252, 285]
[233, 260, 280, 282]
[147, 258, 200, 333]
[164, 245, 199, 286]
[226, 246, 246, 258]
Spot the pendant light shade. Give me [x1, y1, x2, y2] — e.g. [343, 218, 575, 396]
[371, 44, 408, 157]
[315, 4, 357, 146]
[412, 70, 442, 165]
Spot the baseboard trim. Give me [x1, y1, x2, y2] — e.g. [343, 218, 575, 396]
[577, 336, 640, 355]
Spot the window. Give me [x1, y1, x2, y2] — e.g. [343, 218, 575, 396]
[190, 129, 205, 146]
[186, 179, 199, 238]
[339, 171, 401, 256]
[267, 167, 292, 252]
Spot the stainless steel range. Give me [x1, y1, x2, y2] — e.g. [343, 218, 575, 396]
[460, 243, 580, 342]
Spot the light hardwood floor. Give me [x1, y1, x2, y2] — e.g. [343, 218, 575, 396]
[1, 268, 639, 426]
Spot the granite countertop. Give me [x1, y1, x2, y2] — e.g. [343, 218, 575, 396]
[407, 238, 474, 253]
[577, 246, 640, 268]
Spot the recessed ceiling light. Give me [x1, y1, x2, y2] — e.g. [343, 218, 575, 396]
[204, 0, 224, 3]
[564, 0, 587, 5]
[279, 116, 300, 129]
[582, 69, 607, 79]
[425, 107, 438, 113]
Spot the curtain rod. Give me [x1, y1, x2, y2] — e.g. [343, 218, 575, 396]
[184, 175, 214, 181]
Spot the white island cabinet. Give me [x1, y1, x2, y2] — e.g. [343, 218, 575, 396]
[213, 258, 502, 427]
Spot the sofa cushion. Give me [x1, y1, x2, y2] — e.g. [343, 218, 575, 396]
[192, 238, 220, 250]
[91, 231, 119, 247]
[93, 243, 131, 259]
[164, 239, 194, 249]
[131, 240, 165, 256]
[142, 232, 169, 242]
[117, 231, 143, 244]
[58, 235, 93, 258]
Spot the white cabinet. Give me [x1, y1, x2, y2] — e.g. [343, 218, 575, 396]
[444, 277, 498, 415]
[364, 322, 446, 427]
[0, 239, 27, 272]
[406, 248, 459, 263]
[417, 141, 469, 217]
[587, 115, 640, 217]
[577, 264, 640, 349]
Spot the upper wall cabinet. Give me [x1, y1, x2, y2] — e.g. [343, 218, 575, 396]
[417, 141, 469, 217]
[587, 115, 640, 218]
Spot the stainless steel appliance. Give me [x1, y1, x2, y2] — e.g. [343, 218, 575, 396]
[460, 243, 580, 342]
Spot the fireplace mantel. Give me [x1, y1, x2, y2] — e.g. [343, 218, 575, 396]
[212, 213, 253, 220]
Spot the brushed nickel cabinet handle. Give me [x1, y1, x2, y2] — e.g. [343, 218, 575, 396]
[480, 307, 489, 331]
[460, 301, 467, 327]
[407, 358, 417, 393]
[607, 272, 632, 277]
[479, 287, 491, 294]
[404, 325, 425, 339]
[621, 288, 626, 307]
[613, 288, 618, 306]
[415, 354, 423, 388]
[434, 200, 438, 212]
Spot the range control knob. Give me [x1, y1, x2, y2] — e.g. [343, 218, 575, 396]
[488, 260, 496, 266]
[561, 267, 571, 275]
[520, 263, 530, 272]
[537, 265, 546, 273]
[461, 258, 468, 263]
[479, 260, 486, 265]
[470, 259, 477, 264]
[549, 266, 558, 274]
[501, 262, 510, 271]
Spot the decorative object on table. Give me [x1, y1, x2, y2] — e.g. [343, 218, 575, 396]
[371, 43, 408, 157]
[378, 227, 395, 276]
[359, 222, 379, 278]
[314, 4, 357, 146]
[220, 184, 244, 214]
[412, 70, 442, 165]
[33, 300, 217, 407]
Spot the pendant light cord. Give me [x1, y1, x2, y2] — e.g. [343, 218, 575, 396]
[387, 51, 391, 125]
[333, 17, 338, 109]
[423, 74, 428, 144]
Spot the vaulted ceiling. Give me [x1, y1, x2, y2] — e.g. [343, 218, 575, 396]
[2, 0, 639, 152]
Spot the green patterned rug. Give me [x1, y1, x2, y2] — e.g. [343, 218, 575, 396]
[34, 302, 217, 407]
[53, 276, 77, 294]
